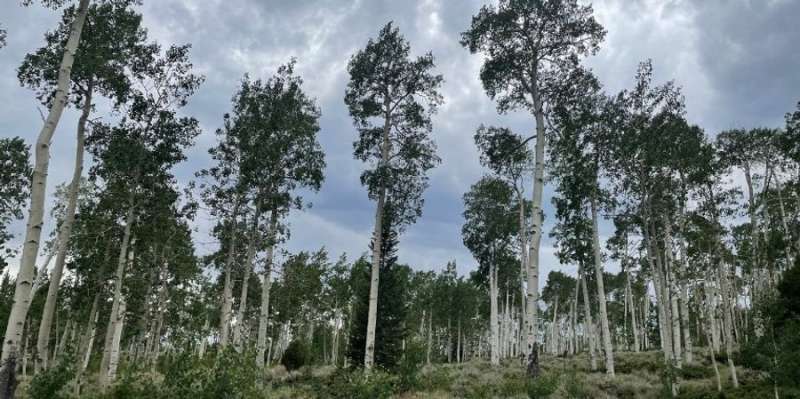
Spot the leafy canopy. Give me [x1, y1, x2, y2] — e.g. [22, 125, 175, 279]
[345, 21, 443, 229]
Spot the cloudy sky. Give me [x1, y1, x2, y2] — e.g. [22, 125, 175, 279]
[1, 0, 798, 283]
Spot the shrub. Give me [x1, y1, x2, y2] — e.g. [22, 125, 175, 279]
[316, 368, 398, 399]
[416, 366, 454, 392]
[560, 371, 590, 399]
[678, 364, 713, 380]
[26, 359, 75, 399]
[528, 373, 559, 398]
[282, 340, 310, 372]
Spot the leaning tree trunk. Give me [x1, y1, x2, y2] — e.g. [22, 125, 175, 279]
[525, 77, 546, 371]
[78, 292, 99, 375]
[590, 197, 615, 376]
[256, 210, 278, 368]
[99, 199, 134, 388]
[35, 81, 93, 372]
[0, 1, 91, 384]
[219, 200, 242, 349]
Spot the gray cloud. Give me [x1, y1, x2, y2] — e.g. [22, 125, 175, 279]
[1, 0, 798, 284]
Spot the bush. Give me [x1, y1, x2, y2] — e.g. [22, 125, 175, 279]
[527, 373, 559, 398]
[26, 359, 75, 399]
[560, 371, 590, 399]
[677, 364, 713, 380]
[395, 339, 426, 391]
[282, 340, 310, 372]
[315, 368, 398, 399]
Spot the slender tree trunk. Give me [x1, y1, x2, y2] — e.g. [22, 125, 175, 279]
[525, 77, 545, 368]
[146, 261, 167, 364]
[365, 108, 392, 370]
[772, 172, 795, 268]
[590, 198, 614, 375]
[550, 297, 559, 355]
[35, 82, 93, 373]
[680, 285, 693, 364]
[99, 199, 135, 386]
[105, 299, 126, 384]
[426, 310, 432, 365]
[79, 292, 99, 374]
[626, 269, 640, 352]
[0, 1, 92, 380]
[717, 267, 739, 387]
[220, 199, 242, 349]
[256, 210, 277, 368]
[643, 297, 650, 350]
[29, 249, 57, 306]
[571, 280, 579, 355]
[517, 190, 528, 338]
[580, 266, 597, 371]
[490, 263, 500, 366]
[702, 282, 722, 392]
[234, 207, 260, 350]
[198, 317, 209, 359]
[663, 219, 683, 368]
[744, 165, 760, 278]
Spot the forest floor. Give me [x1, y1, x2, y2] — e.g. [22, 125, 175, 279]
[266, 350, 774, 399]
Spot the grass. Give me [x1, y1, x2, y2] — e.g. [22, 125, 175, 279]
[17, 350, 780, 398]
[257, 350, 774, 398]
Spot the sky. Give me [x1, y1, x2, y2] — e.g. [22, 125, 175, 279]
[1, 0, 799, 284]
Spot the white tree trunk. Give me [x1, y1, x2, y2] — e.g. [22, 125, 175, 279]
[364, 191, 385, 369]
[717, 267, 739, 387]
[590, 198, 614, 376]
[100, 201, 135, 385]
[626, 270, 640, 352]
[365, 109, 392, 370]
[0, 0, 91, 370]
[525, 98, 546, 360]
[680, 285, 693, 364]
[234, 210, 260, 350]
[36, 83, 93, 372]
[490, 263, 500, 366]
[198, 317, 209, 359]
[643, 297, 650, 350]
[105, 299, 126, 384]
[79, 292, 99, 374]
[580, 267, 597, 371]
[256, 210, 277, 368]
[219, 200, 242, 349]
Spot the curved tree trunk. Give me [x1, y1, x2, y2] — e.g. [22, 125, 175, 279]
[0, 1, 92, 381]
[35, 81, 93, 373]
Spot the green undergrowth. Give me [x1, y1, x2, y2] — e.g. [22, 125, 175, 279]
[17, 350, 784, 399]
